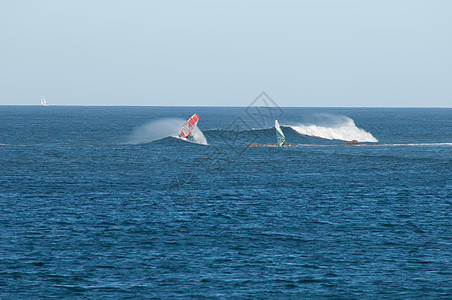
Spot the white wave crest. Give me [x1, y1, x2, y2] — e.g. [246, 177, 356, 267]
[127, 118, 207, 145]
[379, 143, 452, 146]
[290, 115, 378, 142]
[171, 126, 208, 145]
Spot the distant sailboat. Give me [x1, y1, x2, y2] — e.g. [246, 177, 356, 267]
[41, 97, 49, 106]
[275, 120, 286, 148]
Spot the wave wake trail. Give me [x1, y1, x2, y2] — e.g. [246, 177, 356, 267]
[289, 115, 378, 142]
[380, 143, 452, 146]
[127, 118, 207, 145]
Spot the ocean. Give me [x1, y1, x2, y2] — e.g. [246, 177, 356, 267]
[1, 106, 451, 298]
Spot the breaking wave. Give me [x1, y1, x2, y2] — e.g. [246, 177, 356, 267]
[289, 115, 378, 142]
[377, 143, 452, 146]
[127, 118, 207, 145]
[171, 126, 208, 145]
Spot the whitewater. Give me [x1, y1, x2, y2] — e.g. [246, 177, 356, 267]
[288, 115, 378, 142]
[125, 114, 378, 146]
[127, 118, 208, 145]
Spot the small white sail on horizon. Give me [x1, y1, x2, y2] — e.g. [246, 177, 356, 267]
[41, 97, 49, 106]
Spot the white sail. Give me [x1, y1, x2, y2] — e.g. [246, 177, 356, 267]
[275, 120, 286, 148]
[41, 97, 49, 106]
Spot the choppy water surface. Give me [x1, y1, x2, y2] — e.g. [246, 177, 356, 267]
[1, 106, 451, 298]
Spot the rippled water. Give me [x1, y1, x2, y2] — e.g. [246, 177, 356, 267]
[1, 106, 451, 298]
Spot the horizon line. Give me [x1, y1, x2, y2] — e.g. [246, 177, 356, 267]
[1, 104, 452, 109]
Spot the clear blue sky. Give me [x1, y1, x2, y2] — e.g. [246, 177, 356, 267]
[1, 0, 451, 106]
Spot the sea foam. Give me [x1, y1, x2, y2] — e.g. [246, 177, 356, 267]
[289, 114, 378, 142]
[127, 118, 207, 145]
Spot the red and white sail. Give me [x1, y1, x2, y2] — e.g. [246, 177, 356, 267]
[180, 114, 199, 138]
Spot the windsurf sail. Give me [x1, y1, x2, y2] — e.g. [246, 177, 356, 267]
[180, 114, 199, 138]
[275, 120, 286, 148]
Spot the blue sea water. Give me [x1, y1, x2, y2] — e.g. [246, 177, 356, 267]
[1, 106, 451, 298]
